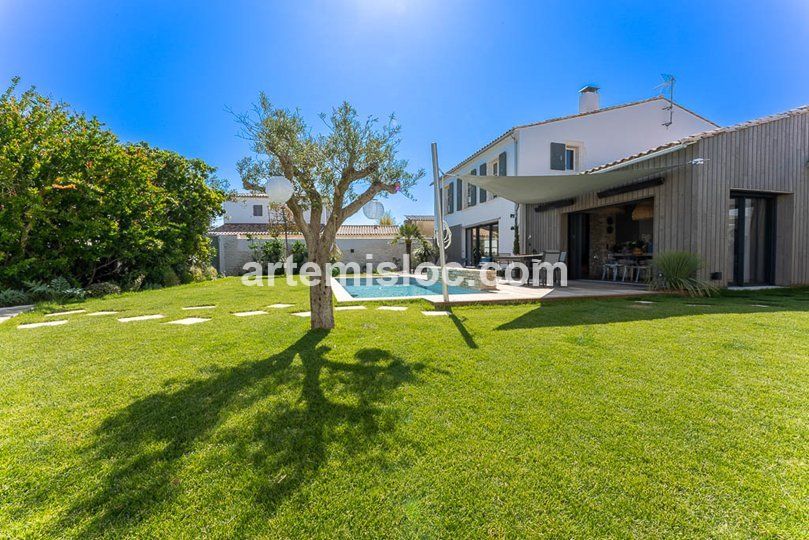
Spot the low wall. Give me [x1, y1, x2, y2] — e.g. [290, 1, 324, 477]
[421, 265, 498, 291]
[213, 236, 407, 276]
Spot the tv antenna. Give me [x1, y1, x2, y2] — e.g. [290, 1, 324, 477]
[656, 74, 676, 128]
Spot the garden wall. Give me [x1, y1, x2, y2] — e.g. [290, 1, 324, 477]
[212, 236, 407, 276]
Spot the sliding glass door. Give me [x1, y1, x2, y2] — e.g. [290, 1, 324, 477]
[728, 194, 775, 286]
[465, 223, 499, 265]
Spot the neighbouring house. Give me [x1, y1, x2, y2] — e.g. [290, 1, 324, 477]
[209, 194, 406, 275]
[466, 105, 809, 287]
[442, 86, 717, 265]
[404, 215, 435, 238]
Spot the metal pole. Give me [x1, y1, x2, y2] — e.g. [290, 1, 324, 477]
[431, 142, 450, 303]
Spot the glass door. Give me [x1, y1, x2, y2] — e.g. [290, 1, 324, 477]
[728, 194, 775, 286]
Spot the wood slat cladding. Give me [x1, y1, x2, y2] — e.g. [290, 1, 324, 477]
[525, 109, 809, 285]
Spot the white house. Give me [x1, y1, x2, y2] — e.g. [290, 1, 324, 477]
[442, 86, 717, 264]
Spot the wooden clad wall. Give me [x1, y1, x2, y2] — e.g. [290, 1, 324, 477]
[525, 109, 809, 285]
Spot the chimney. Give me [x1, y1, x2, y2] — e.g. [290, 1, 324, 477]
[578, 85, 600, 114]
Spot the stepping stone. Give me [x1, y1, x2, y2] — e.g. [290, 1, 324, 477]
[182, 305, 216, 311]
[291, 311, 311, 317]
[377, 306, 408, 311]
[165, 317, 210, 326]
[751, 304, 772, 308]
[18, 320, 68, 329]
[118, 314, 166, 323]
[268, 303, 294, 309]
[233, 310, 268, 317]
[335, 306, 367, 311]
[686, 304, 710, 307]
[86, 311, 119, 316]
[422, 311, 450, 316]
[634, 300, 655, 304]
[45, 309, 86, 317]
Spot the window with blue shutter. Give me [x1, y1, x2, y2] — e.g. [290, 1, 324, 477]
[446, 182, 454, 214]
[468, 183, 477, 206]
[456, 178, 463, 210]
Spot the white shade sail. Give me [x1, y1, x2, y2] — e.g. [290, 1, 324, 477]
[453, 165, 680, 204]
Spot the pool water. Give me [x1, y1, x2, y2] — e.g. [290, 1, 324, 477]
[338, 277, 486, 298]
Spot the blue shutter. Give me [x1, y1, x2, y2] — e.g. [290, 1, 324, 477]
[475, 167, 487, 202]
[456, 178, 463, 210]
[446, 183, 453, 213]
[550, 143, 565, 170]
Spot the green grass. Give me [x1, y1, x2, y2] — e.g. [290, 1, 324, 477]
[1, 278, 808, 538]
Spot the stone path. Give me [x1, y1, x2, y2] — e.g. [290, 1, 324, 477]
[422, 311, 450, 316]
[166, 317, 210, 325]
[334, 306, 366, 311]
[118, 314, 166, 323]
[634, 300, 656, 305]
[291, 311, 311, 317]
[86, 311, 119, 316]
[268, 304, 294, 309]
[182, 305, 216, 311]
[18, 320, 68, 329]
[233, 310, 268, 317]
[378, 306, 407, 311]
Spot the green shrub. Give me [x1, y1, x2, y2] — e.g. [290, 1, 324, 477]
[122, 273, 146, 292]
[86, 282, 122, 298]
[0, 289, 31, 307]
[248, 236, 284, 266]
[650, 251, 718, 297]
[414, 240, 437, 265]
[291, 241, 308, 268]
[22, 278, 86, 304]
[203, 265, 218, 280]
[160, 267, 181, 287]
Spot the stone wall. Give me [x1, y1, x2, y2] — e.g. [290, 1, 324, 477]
[421, 265, 498, 290]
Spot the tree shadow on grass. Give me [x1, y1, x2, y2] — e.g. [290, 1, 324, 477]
[496, 293, 809, 331]
[59, 330, 426, 536]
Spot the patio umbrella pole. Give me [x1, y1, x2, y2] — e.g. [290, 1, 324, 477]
[431, 142, 450, 303]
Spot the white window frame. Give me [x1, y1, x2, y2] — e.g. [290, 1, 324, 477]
[564, 145, 579, 171]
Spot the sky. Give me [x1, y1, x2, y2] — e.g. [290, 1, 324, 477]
[2, 0, 808, 224]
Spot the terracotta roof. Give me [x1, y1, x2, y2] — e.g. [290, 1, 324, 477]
[586, 104, 809, 173]
[446, 97, 718, 174]
[209, 223, 399, 238]
[232, 192, 268, 198]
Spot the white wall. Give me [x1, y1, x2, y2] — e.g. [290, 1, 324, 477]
[516, 99, 715, 174]
[442, 98, 716, 261]
[223, 197, 270, 224]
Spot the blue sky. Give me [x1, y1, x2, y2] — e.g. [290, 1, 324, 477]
[2, 0, 808, 223]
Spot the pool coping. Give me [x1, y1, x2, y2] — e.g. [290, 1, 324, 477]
[331, 274, 659, 306]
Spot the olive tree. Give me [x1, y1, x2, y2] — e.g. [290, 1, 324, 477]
[236, 95, 422, 329]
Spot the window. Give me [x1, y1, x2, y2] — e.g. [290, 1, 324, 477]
[253, 204, 263, 217]
[467, 183, 477, 206]
[565, 147, 577, 171]
[456, 178, 463, 211]
[446, 182, 454, 214]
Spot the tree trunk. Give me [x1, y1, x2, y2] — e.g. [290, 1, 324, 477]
[309, 250, 335, 330]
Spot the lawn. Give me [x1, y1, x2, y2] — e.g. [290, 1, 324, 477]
[1, 278, 807, 538]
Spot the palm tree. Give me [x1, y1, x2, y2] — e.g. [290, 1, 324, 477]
[391, 222, 424, 272]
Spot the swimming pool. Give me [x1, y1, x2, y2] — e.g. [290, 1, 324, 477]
[337, 277, 487, 299]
